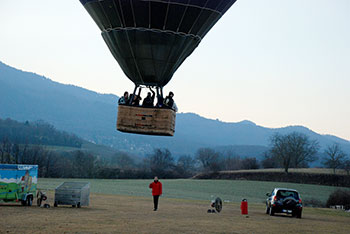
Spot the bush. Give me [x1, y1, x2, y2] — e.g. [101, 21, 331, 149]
[326, 189, 350, 210]
[303, 198, 325, 208]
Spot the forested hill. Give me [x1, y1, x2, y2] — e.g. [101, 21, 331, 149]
[0, 118, 82, 148]
[1, 61, 350, 157]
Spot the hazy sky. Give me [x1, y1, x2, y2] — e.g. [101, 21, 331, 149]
[1, 0, 349, 140]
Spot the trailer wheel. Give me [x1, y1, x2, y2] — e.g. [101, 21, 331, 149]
[37, 198, 42, 207]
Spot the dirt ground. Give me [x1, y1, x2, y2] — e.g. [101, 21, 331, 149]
[0, 192, 349, 234]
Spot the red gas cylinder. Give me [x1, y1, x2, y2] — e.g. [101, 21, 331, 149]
[241, 199, 248, 215]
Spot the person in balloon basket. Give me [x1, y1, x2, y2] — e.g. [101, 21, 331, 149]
[164, 92, 178, 112]
[118, 91, 129, 105]
[142, 88, 155, 107]
[156, 94, 164, 108]
[149, 176, 162, 211]
[131, 94, 142, 106]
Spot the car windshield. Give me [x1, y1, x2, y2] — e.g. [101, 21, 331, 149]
[276, 190, 299, 199]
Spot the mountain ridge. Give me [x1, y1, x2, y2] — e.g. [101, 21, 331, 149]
[1, 60, 349, 158]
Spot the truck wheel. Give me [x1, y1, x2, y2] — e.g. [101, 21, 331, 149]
[269, 207, 275, 216]
[27, 197, 33, 206]
[292, 210, 296, 217]
[54, 201, 58, 207]
[296, 211, 302, 219]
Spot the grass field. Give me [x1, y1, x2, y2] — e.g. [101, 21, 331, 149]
[38, 178, 350, 204]
[1, 178, 350, 233]
[1, 192, 349, 233]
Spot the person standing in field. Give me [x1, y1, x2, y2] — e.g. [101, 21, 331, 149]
[149, 176, 162, 211]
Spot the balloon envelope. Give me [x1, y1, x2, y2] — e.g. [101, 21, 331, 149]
[80, 0, 237, 87]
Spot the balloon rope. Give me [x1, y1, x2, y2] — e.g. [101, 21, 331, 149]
[209, 0, 227, 28]
[130, 0, 137, 28]
[148, 1, 151, 28]
[147, 30, 158, 84]
[117, 0, 145, 84]
[112, 0, 124, 27]
[176, 0, 190, 33]
[188, 0, 210, 35]
[158, 33, 177, 83]
[117, 0, 127, 27]
[162, 0, 171, 30]
[97, 1, 113, 29]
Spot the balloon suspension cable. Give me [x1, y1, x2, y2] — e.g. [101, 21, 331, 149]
[156, 87, 160, 99]
[137, 86, 142, 97]
[130, 84, 164, 105]
[129, 85, 139, 105]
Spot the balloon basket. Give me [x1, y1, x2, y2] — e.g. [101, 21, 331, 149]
[116, 105, 176, 136]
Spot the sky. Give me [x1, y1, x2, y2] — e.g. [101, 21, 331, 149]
[0, 0, 349, 141]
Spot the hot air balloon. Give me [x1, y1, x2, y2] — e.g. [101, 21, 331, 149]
[79, 0, 237, 136]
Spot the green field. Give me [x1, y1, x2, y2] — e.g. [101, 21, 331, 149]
[38, 178, 350, 204]
[2, 178, 349, 233]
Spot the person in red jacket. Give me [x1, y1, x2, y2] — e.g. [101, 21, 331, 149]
[149, 176, 162, 211]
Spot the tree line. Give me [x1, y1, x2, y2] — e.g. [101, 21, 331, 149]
[1, 128, 350, 178]
[262, 132, 350, 174]
[192, 132, 350, 175]
[0, 118, 82, 148]
[0, 136, 260, 179]
[0, 137, 197, 178]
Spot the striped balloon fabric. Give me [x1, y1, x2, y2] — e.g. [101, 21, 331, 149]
[80, 0, 237, 87]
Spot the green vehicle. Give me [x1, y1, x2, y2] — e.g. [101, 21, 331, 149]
[0, 164, 38, 206]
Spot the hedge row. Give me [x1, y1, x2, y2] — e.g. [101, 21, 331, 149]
[194, 171, 350, 187]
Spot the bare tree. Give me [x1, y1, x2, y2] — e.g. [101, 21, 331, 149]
[1, 137, 12, 163]
[149, 148, 175, 178]
[176, 155, 196, 177]
[196, 148, 221, 172]
[262, 152, 280, 169]
[114, 152, 135, 170]
[73, 150, 95, 178]
[343, 159, 350, 176]
[323, 143, 346, 174]
[241, 157, 259, 170]
[222, 156, 242, 170]
[270, 132, 319, 173]
[12, 143, 20, 164]
[290, 133, 319, 168]
[220, 149, 241, 171]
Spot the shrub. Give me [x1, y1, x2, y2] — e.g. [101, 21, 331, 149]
[303, 198, 325, 208]
[326, 189, 350, 210]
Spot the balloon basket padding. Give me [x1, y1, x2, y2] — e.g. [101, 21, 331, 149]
[117, 105, 176, 136]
